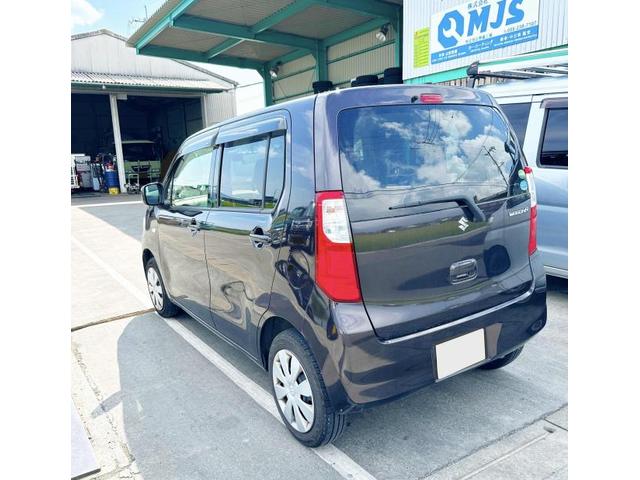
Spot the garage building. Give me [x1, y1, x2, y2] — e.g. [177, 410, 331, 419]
[71, 29, 237, 191]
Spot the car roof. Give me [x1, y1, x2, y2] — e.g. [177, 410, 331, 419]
[480, 76, 567, 98]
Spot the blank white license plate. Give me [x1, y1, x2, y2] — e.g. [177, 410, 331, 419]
[435, 329, 486, 379]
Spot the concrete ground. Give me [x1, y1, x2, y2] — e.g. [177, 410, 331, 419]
[71, 194, 568, 480]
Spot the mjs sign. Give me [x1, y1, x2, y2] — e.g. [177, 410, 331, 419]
[419, 0, 540, 67]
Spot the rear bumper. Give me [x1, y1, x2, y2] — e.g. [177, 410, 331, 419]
[328, 261, 547, 411]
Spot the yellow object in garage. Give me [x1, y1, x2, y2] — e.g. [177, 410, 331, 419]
[108, 187, 120, 195]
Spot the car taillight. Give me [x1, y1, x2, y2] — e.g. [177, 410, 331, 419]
[524, 166, 537, 256]
[315, 191, 361, 302]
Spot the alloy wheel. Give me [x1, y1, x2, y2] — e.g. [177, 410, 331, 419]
[147, 267, 164, 310]
[272, 349, 315, 432]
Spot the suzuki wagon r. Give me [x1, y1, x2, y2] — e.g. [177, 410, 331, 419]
[141, 84, 547, 447]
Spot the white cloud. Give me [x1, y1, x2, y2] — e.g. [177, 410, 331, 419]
[71, 0, 104, 27]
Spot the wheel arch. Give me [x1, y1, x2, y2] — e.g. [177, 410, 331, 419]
[142, 248, 154, 269]
[259, 315, 298, 370]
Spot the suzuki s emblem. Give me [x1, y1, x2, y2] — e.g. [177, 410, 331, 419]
[458, 216, 469, 231]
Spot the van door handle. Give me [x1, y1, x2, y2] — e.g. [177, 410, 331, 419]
[249, 227, 271, 247]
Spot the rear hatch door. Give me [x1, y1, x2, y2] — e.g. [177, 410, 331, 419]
[338, 103, 534, 340]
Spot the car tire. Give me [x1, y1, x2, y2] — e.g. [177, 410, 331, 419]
[478, 346, 524, 370]
[145, 258, 180, 318]
[269, 329, 346, 447]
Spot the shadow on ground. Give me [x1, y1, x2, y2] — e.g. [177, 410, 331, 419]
[101, 289, 566, 480]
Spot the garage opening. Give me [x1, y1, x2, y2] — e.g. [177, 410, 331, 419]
[71, 92, 205, 193]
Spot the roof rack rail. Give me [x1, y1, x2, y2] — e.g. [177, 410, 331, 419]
[466, 53, 568, 88]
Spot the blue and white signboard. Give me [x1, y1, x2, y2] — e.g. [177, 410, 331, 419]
[430, 0, 540, 64]
[404, 0, 566, 81]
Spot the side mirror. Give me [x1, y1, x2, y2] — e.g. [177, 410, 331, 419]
[142, 182, 163, 206]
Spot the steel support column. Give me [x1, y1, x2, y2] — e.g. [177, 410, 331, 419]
[261, 66, 274, 106]
[315, 42, 328, 81]
[108, 94, 126, 191]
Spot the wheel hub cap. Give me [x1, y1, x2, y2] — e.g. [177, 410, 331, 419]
[146, 267, 164, 310]
[272, 349, 314, 433]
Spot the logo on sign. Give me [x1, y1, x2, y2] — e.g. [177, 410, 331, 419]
[429, 0, 540, 65]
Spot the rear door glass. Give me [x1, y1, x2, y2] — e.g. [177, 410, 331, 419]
[539, 108, 568, 168]
[264, 133, 285, 209]
[500, 103, 531, 147]
[220, 136, 268, 208]
[338, 105, 526, 211]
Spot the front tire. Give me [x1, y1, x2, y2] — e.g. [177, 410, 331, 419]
[145, 258, 179, 318]
[269, 329, 346, 447]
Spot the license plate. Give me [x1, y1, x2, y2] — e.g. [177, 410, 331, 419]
[435, 329, 486, 379]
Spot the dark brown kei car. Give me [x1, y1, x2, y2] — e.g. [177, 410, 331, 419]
[140, 84, 547, 447]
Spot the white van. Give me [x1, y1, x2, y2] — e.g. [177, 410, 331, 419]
[482, 77, 568, 278]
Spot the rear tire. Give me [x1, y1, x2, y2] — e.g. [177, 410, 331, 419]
[145, 258, 180, 318]
[269, 329, 346, 447]
[478, 346, 524, 370]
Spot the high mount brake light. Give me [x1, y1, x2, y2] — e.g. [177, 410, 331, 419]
[315, 191, 361, 302]
[419, 93, 443, 104]
[524, 166, 537, 256]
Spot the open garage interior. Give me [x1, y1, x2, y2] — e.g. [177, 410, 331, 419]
[71, 29, 237, 194]
[72, 92, 205, 182]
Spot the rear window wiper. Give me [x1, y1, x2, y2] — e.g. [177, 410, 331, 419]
[389, 194, 486, 222]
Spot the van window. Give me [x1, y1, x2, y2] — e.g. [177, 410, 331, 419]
[170, 147, 214, 208]
[220, 136, 268, 208]
[264, 133, 285, 209]
[540, 108, 568, 168]
[338, 105, 526, 204]
[500, 103, 531, 147]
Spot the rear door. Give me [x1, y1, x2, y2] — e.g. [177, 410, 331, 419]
[204, 118, 288, 352]
[337, 104, 534, 340]
[157, 135, 216, 323]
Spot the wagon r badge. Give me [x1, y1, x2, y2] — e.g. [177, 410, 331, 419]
[508, 207, 529, 217]
[458, 216, 469, 231]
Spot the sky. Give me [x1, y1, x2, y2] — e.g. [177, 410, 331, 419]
[71, 0, 265, 114]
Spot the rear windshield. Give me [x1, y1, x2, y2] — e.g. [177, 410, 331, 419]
[338, 105, 526, 204]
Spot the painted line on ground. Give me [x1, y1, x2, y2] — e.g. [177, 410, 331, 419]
[457, 431, 551, 480]
[165, 317, 377, 480]
[72, 201, 143, 208]
[71, 234, 376, 480]
[71, 235, 150, 308]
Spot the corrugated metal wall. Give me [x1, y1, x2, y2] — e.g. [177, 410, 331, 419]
[403, 0, 568, 81]
[328, 27, 396, 88]
[204, 90, 237, 125]
[273, 25, 399, 104]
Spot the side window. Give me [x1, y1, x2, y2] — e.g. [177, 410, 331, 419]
[170, 146, 214, 207]
[500, 103, 531, 148]
[540, 108, 568, 168]
[264, 133, 285, 210]
[220, 136, 269, 208]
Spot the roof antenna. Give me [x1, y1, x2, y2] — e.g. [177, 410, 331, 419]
[128, 5, 149, 32]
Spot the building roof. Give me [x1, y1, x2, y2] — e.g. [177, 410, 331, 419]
[72, 29, 238, 93]
[126, 0, 402, 72]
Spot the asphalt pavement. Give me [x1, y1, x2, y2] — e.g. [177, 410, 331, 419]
[70, 194, 568, 480]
